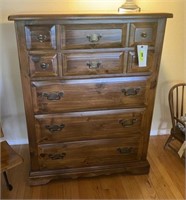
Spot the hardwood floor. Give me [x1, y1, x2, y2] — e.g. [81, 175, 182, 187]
[1, 135, 185, 199]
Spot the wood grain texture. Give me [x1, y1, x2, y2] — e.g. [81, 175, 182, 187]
[1, 135, 185, 199]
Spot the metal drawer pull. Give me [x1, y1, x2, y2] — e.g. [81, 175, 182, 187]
[48, 153, 66, 160]
[119, 118, 137, 127]
[40, 153, 66, 160]
[141, 32, 147, 38]
[40, 62, 49, 70]
[117, 147, 133, 154]
[37, 34, 47, 42]
[86, 61, 101, 69]
[45, 124, 65, 132]
[41, 92, 64, 100]
[121, 88, 140, 96]
[87, 34, 102, 43]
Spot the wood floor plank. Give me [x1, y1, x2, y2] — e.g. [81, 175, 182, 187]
[135, 175, 159, 199]
[148, 136, 184, 199]
[99, 174, 128, 199]
[1, 135, 185, 199]
[119, 175, 144, 199]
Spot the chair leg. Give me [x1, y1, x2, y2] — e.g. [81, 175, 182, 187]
[3, 171, 13, 191]
[164, 134, 173, 149]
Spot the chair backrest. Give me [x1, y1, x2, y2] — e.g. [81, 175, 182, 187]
[169, 83, 186, 130]
[0, 124, 4, 138]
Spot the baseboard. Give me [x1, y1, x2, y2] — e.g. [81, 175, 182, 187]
[150, 129, 170, 136]
[7, 139, 29, 145]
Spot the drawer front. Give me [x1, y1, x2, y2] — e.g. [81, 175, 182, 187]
[35, 108, 145, 144]
[25, 25, 56, 50]
[61, 24, 126, 49]
[129, 22, 157, 47]
[28, 53, 59, 78]
[127, 50, 155, 74]
[32, 77, 148, 114]
[63, 52, 125, 76]
[38, 137, 141, 170]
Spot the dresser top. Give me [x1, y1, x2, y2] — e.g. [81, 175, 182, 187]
[8, 13, 173, 21]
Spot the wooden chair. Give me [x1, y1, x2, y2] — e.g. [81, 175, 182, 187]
[164, 83, 186, 154]
[0, 127, 23, 190]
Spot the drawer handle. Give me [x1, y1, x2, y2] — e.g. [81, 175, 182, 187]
[117, 147, 133, 154]
[45, 124, 65, 132]
[40, 62, 49, 70]
[121, 88, 140, 96]
[141, 32, 147, 38]
[48, 153, 66, 160]
[87, 34, 102, 43]
[37, 34, 47, 42]
[41, 92, 64, 100]
[86, 61, 101, 69]
[40, 153, 66, 160]
[119, 118, 137, 127]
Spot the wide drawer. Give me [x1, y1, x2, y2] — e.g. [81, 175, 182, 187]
[35, 108, 145, 144]
[62, 52, 125, 76]
[38, 137, 141, 170]
[61, 24, 126, 49]
[32, 77, 148, 114]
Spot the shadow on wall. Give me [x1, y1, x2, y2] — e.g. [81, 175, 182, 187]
[2, 114, 28, 144]
[1, 23, 28, 144]
[1, 23, 25, 117]
[153, 61, 184, 135]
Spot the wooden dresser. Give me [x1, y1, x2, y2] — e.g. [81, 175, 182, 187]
[9, 13, 173, 185]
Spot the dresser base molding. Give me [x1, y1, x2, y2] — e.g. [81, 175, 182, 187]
[29, 160, 150, 186]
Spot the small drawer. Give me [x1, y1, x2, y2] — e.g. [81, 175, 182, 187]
[127, 50, 155, 74]
[32, 77, 148, 114]
[35, 108, 145, 144]
[62, 52, 125, 76]
[61, 24, 126, 49]
[25, 25, 56, 50]
[129, 22, 157, 46]
[28, 53, 59, 78]
[38, 137, 141, 170]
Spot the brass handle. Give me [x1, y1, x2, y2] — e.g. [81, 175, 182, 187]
[48, 153, 66, 160]
[86, 61, 101, 69]
[38, 92, 64, 100]
[45, 124, 65, 132]
[119, 118, 137, 127]
[40, 153, 66, 160]
[117, 147, 133, 154]
[40, 62, 49, 70]
[121, 88, 140, 96]
[141, 32, 147, 38]
[87, 34, 102, 43]
[37, 34, 47, 42]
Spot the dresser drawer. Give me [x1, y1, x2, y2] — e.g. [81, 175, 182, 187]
[35, 108, 145, 144]
[28, 53, 60, 78]
[63, 52, 125, 76]
[127, 50, 155, 74]
[61, 24, 126, 49]
[32, 77, 148, 114]
[38, 137, 141, 170]
[129, 22, 157, 47]
[25, 25, 56, 50]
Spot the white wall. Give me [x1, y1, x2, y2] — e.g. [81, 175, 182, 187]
[0, 0, 185, 144]
[0, 2, 2, 124]
[185, 0, 186, 81]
